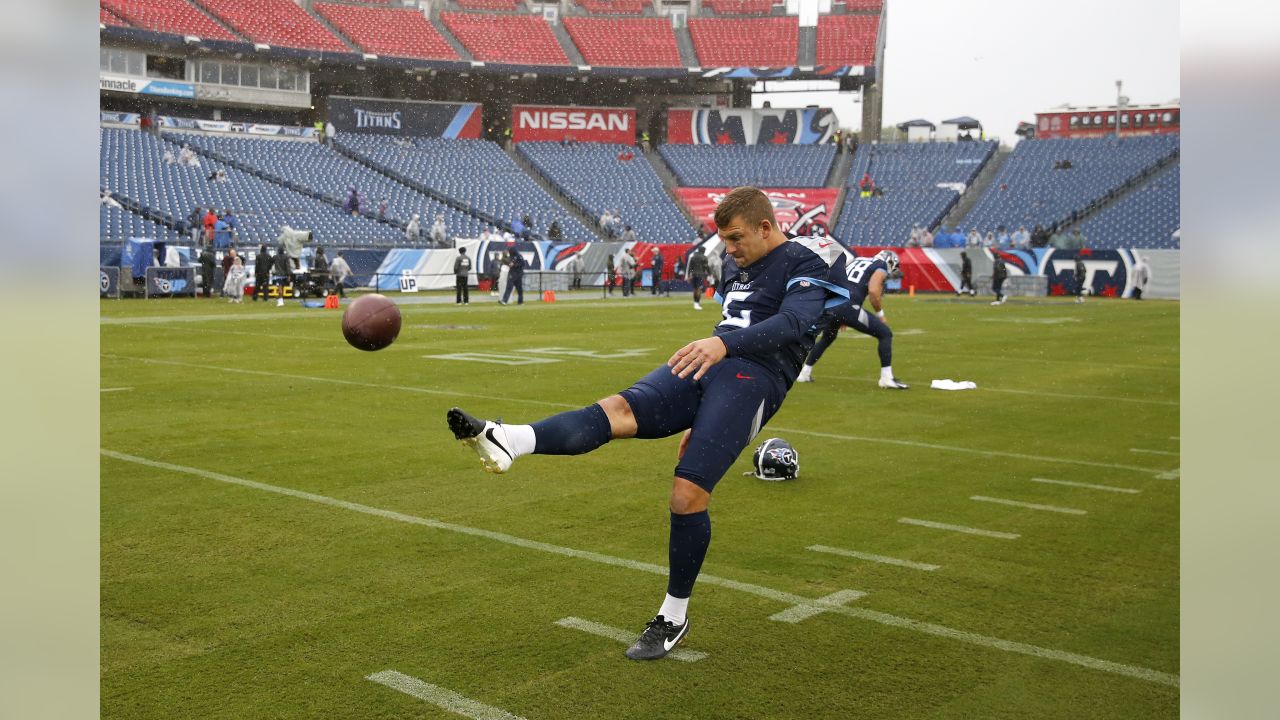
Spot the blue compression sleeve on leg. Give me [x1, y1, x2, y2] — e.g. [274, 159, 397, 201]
[667, 510, 711, 598]
[530, 403, 612, 455]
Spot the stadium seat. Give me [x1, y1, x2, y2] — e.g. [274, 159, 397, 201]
[198, 0, 349, 52]
[455, 0, 523, 9]
[702, 0, 775, 16]
[441, 11, 570, 66]
[100, 204, 182, 244]
[1073, 163, 1180, 249]
[688, 17, 798, 67]
[314, 3, 459, 61]
[339, 135, 597, 242]
[657, 144, 836, 188]
[831, 140, 997, 247]
[838, 0, 883, 11]
[574, 0, 650, 15]
[959, 135, 1179, 237]
[815, 14, 879, 66]
[518, 142, 696, 244]
[563, 17, 682, 68]
[100, 6, 129, 27]
[100, 0, 239, 40]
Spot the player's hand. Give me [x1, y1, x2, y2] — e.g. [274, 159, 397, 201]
[668, 337, 728, 381]
[677, 429, 692, 459]
[877, 310, 886, 322]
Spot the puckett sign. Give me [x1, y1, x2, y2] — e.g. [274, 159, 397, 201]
[511, 105, 635, 144]
[676, 188, 840, 237]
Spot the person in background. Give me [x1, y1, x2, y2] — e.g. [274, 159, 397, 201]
[1074, 256, 1087, 303]
[223, 256, 245, 303]
[991, 253, 1008, 305]
[454, 247, 472, 305]
[618, 248, 637, 297]
[343, 186, 360, 216]
[650, 248, 665, 296]
[273, 246, 292, 307]
[511, 215, 526, 241]
[324, 121, 336, 146]
[1030, 223, 1049, 248]
[329, 251, 352, 298]
[1012, 225, 1030, 249]
[966, 228, 983, 247]
[858, 172, 875, 198]
[957, 250, 975, 297]
[405, 214, 422, 245]
[569, 251, 584, 291]
[996, 228, 1011, 248]
[501, 245, 526, 306]
[213, 215, 232, 249]
[222, 210, 238, 246]
[253, 244, 272, 302]
[490, 251, 504, 297]
[188, 206, 204, 245]
[220, 247, 239, 293]
[983, 231, 997, 248]
[199, 245, 215, 299]
[920, 227, 934, 247]
[704, 245, 722, 296]
[203, 208, 217, 246]
[1132, 255, 1150, 300]
[431, 214, 449, 247]
[606, 253, 617, 296]
[621, 225, 637, 244]
[686, 247, 710, 311]
[548, 220, 563, 242]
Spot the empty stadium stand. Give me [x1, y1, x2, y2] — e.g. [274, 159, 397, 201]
[165, 132, 478, 245]
[101, 0, 239, 41]
[688, 17, 798, 67]
[702, 0, 774, 16]
[100, 127, 401, 246]
[657, 144, 836, 188]
[441, 11, 570, 65]
[100, 6, 129, 27]
[197, 0, 349, 52]
[837, 0, 883, 10]
[815, 14, 878, 66]
[1073, 162, 1180, 249]
[959, 135, 1179, 235]
[518, 142, 696, 244]
[338, 136, 597, 242]
[574, 0, 650, 14]
[100, 204, 182, 244]
[832, 140, 997, 247]
[455, 0, 523, 9]
[563, 17, 682, 68]
[314, 3, 459, 61]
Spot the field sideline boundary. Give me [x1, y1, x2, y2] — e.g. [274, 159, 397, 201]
[101, 449, 1179, 688]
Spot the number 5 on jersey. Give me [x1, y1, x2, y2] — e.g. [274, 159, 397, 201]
[719, 290, 754, 329]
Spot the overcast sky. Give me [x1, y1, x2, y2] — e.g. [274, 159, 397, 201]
[753, 0, 1180, 142]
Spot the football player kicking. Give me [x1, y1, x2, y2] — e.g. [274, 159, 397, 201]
[446, 187, 847, 661]
[795, 249, 909, 389]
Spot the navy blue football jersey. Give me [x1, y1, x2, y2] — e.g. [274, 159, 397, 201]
[713, 239, 847, 385]
[836, 255, 889, 306]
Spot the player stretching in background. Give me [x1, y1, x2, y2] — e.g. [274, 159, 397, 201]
[795, 250, 909, 389]
[446, 188, 846, 661]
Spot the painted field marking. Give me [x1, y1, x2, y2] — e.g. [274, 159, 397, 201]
[970, 495, 1087, 515]
[1030, 478, 1142, 495]
[898, 518, 1021, 540]
[1130, 448, 1178, 457]
[807, 545, 940, 572]
[1169, 436, 1179, 441]
[100, 387, 133, 393]
[769, 589, 867, 624]
[518, 347, 656, 360]
[554, 617, 706, 662]
[100, 450, 1176, 687]
[1156, 468, 1180, 480]
[366, 670, 526, 720]
[424, 352, 560, 366]
[104, 354, 1163, 476]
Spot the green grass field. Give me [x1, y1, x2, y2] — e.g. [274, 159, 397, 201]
[101, 290, 1179, 719]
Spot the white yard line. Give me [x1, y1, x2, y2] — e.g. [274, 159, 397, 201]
[101, 450, 1176, 687]
[970, 496, 1087, 515]
[768, 589, 867, 624]
[366, 670, 526, 720]
[554, 617, 706, 662]
[1130, 448, 1179, 457]
[806, 545, 940, 571]
[99, 387, 133, 393]
[1030, 478, 1142, 494]
[898, 518, 1021, 540]
[104, 354, 1163, 475]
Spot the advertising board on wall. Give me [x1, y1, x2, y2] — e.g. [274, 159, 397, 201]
[99, 74, 196, 99]
[511, 105, 636, 144]
[676, 188, 839, 236]
[666, 107, 837, 145]
[328, 96, 482, 138]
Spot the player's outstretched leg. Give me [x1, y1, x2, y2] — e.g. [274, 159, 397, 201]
[447, 401, 620, 473]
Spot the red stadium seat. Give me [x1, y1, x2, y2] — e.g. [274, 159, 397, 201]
[815, 14, 879, 66]
[688, 17, 797, 67]
[575, 0, 649, 14]
[315, 3, 459, 61]
[839, 0, 884, 11]
[100, 6, 129, 26]
[199, 0, 349, 52]
[441, 12, 570, 66]
[455, 0, 523, 10]
[702, 0, 774, 15]
[101, 0, 238, 40]
[564, 17, 682, 68]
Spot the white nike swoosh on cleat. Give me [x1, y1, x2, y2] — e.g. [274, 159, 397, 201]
[663, 622, 688, 652]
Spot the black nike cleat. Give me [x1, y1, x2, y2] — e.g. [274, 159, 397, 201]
[625, 615, 690, 660]
[447, 407, 515, 473]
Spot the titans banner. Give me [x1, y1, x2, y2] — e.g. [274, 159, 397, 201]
[328, 97, 482, 138]
[666, 108, 837, 145]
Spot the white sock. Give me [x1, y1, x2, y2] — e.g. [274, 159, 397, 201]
[658, 594, 689, 625]
[501, 423, 536, 458]
[881, 366, 893, 380]
[798, 364, 813, 376]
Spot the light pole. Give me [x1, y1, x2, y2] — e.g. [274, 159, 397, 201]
[1115, 80, 1124, 138]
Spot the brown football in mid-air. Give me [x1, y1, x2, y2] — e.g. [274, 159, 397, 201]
[341, 294, 401, 351]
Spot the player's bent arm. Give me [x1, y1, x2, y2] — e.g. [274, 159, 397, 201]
[668, 336, 729, 380]
[868, 270, 886, 315]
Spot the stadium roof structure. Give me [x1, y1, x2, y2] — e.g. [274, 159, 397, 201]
[941, 116, 982, 129]
[896, 118, 935, 130]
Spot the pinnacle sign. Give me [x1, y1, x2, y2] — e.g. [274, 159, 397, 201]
[511, 105, 636, 144]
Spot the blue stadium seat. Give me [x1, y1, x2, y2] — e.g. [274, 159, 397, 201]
[656, 144, 837, 188]
[518, 142, 696, 244]
[1073, 162, 1179, 249]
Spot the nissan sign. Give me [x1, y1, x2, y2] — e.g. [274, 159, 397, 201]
[511, 105, 636, 144]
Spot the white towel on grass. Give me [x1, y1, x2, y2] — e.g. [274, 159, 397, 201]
[931, 379, 977, 390]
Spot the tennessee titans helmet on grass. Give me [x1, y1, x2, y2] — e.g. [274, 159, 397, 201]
[750, 438, 799, 481]
[875, 250, 900, 274]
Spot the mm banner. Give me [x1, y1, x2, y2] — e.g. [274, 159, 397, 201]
[676, 188, 839, 236]
[99, 74, 195, 99]
[100, 266, 120, 298]
[144, 267, 196, 298]
[328, 96, 482, 138]
[511, 105, 636, 144]
[666, 107, 837, 145]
